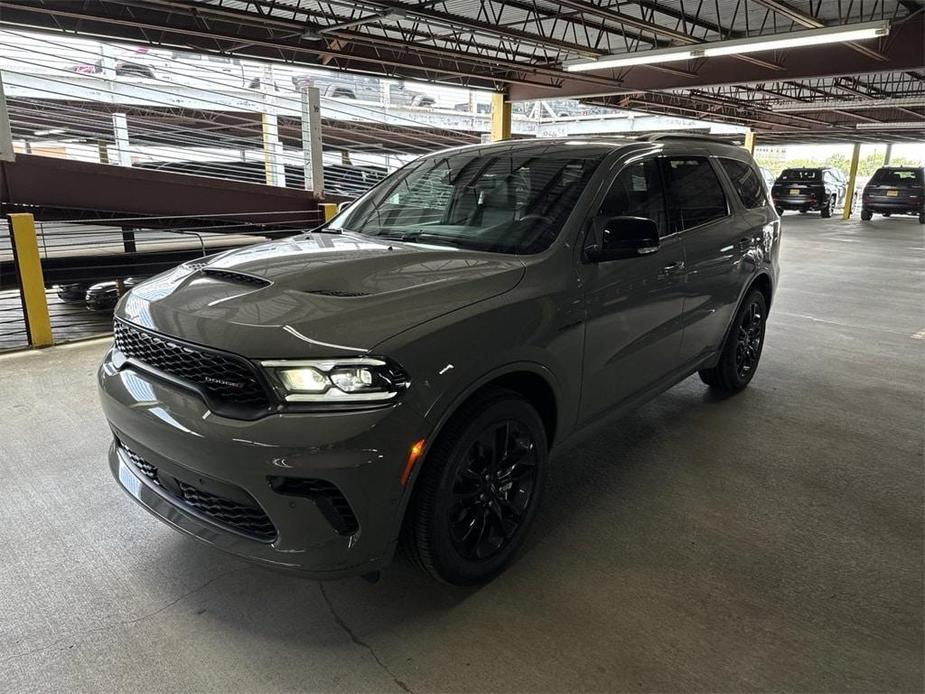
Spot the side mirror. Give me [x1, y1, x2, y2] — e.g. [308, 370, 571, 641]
[587, 216, 659, 262]
[337, 200, 354, 214]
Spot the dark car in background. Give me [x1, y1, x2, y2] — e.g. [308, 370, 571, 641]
[860, 167, 924, 224]
[771, 167, 846, 217]
[100, 136, 780, 585]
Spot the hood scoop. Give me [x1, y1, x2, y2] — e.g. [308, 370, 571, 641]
[201, 268, 271, 288]
[304, 289, 371, 298]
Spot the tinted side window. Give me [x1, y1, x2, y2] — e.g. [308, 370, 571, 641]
[719, 159, 766, 209]
[662, 157, 728, 232]
[595, 158, 667, 237]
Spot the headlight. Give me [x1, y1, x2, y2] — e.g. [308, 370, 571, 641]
[260, 358, 409, 404]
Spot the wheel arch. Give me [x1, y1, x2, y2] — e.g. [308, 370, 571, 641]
[402, 362, 560, 494]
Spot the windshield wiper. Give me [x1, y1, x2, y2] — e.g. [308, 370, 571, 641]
[372, 230, 467, 248]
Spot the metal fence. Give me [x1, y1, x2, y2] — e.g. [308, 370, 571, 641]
[1, 209, 325, 351]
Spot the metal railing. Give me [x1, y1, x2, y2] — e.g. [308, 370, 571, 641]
[1, 209, 330, 351]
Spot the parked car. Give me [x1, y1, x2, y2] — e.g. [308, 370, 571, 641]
[57, 279, 137, 310]
[99, 136, 780, 585]
[860, 166, 925, 224]
[86, 279, 138, 312]
[771, 167, 846, 217]
[56, 282, 92, 303]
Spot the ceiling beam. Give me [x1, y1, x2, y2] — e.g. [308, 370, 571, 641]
[510, 12, 925, 100]
[750, 0, 889, 61]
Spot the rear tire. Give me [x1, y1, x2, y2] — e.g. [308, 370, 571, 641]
[698, 289, 767, 393]
[861, 209, 873, 221]
[401, 387, 548, 585]
[919, 208, 924, 224]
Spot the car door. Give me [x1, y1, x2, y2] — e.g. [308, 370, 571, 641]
[667, 155, 751, 365]
[578, 156, 686, 423]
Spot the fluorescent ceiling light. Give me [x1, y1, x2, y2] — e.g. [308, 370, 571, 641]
[855, 121, 925, 130]
[565, 20, 890, 73]
[565, 46, 695, 72]
[703, 21, 889, 56]
[33, 128, 67, 136]
[773, 97, 925, 112]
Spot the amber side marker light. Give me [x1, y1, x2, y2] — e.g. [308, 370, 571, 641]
[400, 439, 427, 486]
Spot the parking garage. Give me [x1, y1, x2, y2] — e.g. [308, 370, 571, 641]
[0, 2, 923, 692]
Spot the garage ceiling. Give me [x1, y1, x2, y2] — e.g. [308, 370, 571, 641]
[0, 0, 922, 140]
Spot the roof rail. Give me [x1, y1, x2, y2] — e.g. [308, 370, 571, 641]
[640, 133, 743, 145]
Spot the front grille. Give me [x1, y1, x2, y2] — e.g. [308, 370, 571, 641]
[120, 443, 277, 542]
[114, 319, 269, 409]
[121, 446, 159, 485]
[268, 476, 359, 535]
[177, 481, 277, 542]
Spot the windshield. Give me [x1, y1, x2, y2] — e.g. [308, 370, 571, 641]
[870, 168, 923, 187]
[330, 146, 605, 254]
[778, 169, 820, 182]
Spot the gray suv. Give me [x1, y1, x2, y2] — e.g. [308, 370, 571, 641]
[99, 136, 781, 585]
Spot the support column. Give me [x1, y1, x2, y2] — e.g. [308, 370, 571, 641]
[300, 85, 323, 195]
[321, 203, 338, 222]
[883, 143, 893, 166]
[261, 112, 285, 187]
[843, 142, 861, 219]
[743, 131, 756, 155]
[261, 65, 285, 187]
[490, 92, 511, 142]
[0, 72, 14, 162]
[111, 113, 131, 166]
[9, 213, 52, 347]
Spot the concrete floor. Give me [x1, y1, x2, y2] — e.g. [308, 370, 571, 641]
[1, 214, 922, 693]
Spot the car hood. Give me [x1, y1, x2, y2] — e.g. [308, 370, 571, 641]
[116, 232, 525, 358]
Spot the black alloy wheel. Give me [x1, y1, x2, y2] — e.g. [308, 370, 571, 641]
[402, 387, 548, 585]
[447, 420, 538, 562]
[699, 288, 768, 393]
[735, 299, 764, 380]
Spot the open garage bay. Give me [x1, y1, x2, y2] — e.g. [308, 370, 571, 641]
[1, 214, 922, 692]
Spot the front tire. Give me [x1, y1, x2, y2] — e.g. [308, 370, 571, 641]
[699, 289, 768, 393]
[402, 388, 548, 585]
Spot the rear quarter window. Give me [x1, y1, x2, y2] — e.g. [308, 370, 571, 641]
[719, 159, 767, 209]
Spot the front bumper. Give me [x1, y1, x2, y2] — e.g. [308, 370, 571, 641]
[99, 350, 425, 578]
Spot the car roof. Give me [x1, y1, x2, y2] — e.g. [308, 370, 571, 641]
[428, 134, 751, 159]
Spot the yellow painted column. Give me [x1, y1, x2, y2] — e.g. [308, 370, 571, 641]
[9, 213, 52, 347]
[743, 131, 755, 154]
[320, 203, 338, 222]
[843, 142, 861, 219]
[490, 92, 512, 142]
